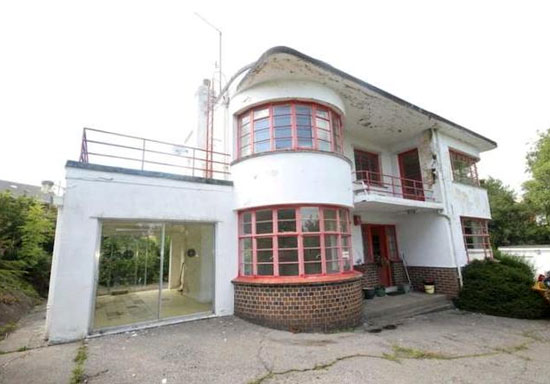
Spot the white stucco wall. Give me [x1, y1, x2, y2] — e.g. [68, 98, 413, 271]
[230, 80, 346, 117]
[232, 152, 353, 210]
[46, 165, 235, 343]
[499, 247, 550, 276]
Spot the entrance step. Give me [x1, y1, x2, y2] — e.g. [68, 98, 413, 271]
[363, 292, 453, 328]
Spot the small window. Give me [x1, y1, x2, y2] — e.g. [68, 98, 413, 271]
[450, 150, 479, 186]
[461, 217, 492, 261]
[354, 150, 381, 185]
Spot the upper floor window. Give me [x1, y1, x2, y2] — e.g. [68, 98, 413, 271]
[450, 149, 479, 186]
[237, 101, 343, 159]
[238, 205, 352, 277]
[461, 217, 492, 261]
[354, 149, 381, 185]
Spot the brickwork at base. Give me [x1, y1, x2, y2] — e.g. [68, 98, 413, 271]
[354, 261, 408, 287]
[232, 276, 363, 332]
[407, 266, 460, 297]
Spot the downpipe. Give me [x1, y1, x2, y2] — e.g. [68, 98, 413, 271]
[431, 128, 464, 288]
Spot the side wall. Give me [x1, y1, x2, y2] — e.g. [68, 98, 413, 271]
[46, 166, 236, 343]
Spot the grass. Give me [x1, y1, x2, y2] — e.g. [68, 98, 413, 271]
[0, 322, 17, 341]
[70, 344, 88, 384]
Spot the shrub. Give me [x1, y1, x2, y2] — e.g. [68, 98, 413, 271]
[456, 254, 550, 319]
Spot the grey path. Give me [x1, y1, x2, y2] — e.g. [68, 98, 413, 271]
[1, 309, 550, 384]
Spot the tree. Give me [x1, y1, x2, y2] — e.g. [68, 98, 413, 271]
[524, 129, 550, 225]
[0, 191, 56, 297]
[482, 177, 550, 246]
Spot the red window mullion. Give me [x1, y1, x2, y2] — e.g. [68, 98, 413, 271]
[296, 207, 305, 276]
[273, 209, 279, 276]
[251, 211, 257, 275]
[319, 208, 327, 275]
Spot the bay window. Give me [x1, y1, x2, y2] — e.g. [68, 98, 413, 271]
[237, 101, 343, 158]
[238, 205, 352, 277]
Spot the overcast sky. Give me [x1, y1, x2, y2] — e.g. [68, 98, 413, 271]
[1, 1, 548, 194]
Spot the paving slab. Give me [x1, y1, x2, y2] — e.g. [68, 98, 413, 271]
[0, 304, 47, 353]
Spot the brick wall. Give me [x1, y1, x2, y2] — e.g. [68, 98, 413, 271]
[354, 262, 407, 287]
[390, 261, 408, 286]
[407, 266, 460, 297]
[354, 263, 379, 287]
[232, 276, 363, 332]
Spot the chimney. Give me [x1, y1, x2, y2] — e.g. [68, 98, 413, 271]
[193, 79, 211, 150]
[41, 180, 54, 194]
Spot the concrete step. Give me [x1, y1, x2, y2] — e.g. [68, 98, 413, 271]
[363, 292, 454, 328]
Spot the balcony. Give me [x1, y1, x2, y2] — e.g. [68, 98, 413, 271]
[352, 170, 443, 212]
[79, 128, 231, 181]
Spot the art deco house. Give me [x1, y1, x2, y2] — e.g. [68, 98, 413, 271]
[46, 47, 496, 342]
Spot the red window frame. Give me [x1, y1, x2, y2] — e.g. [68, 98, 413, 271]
[237, 101, 344, 159]
[450, 149, 480, 186]
[354, 149, 382, 185]
[460, 217, 492, 262]
[238, 205, 353, 277]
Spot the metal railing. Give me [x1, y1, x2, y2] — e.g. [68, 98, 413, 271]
[353, 170, 435, 202]
[79, 128, 231, 180]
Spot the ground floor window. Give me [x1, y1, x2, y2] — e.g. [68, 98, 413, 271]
[238, 205, 352, 277]
[461, 217, 492, 261]
[93, 221, 214, 330]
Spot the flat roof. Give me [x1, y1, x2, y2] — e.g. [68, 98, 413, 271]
[239, 46, 497, 149]
[66, 161, 233, 187]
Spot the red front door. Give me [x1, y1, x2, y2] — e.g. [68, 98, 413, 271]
[398, 148, 425, 201]
[365, 225, 392, 286]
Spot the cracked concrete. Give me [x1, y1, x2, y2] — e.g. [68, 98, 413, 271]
[1, 309, 549, 383]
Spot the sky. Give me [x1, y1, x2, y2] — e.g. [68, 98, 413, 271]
[1, 0, 549, 194]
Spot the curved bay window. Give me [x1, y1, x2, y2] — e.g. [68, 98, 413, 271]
[237, 101, 343, 158]
[239, 205, 352, 277]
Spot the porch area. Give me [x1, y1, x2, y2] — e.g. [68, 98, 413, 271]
[363, 292, 453, 327]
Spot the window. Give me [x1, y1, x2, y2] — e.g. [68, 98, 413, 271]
[450, 150, 479, 186]
[238, 205, 352, 277]
[237, 102, 343, 158]
[461, 217, 492, 261]
[354, 150, 381, 185]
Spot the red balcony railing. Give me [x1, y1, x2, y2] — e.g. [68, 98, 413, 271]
[79, 128, 231, 180]
[353, 170, 435, 202]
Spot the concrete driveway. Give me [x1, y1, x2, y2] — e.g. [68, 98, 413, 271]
[2, 310, 550, 384]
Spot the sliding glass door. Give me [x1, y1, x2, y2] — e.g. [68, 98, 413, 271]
[93, 221, 213, 331]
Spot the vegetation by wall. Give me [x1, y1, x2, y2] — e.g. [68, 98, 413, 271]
[456, 251, 550, 319]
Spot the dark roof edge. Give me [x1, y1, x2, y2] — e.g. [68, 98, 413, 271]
[240, 46, 497, 149]
[65, 161, 233, 187]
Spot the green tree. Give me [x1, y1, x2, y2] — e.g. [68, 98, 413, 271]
[524, 129, 550, 225]
[0, 191, 56, 297]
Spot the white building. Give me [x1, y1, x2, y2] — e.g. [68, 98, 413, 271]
[46, 47, 496, 343]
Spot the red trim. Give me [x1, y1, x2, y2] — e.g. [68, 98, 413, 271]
[237, 204, 352, 278]
[450, 149, 480, 186]
[237, 101, 343, 159]
[460, 217, 492, 262]
[354, 149, 382, 186]
[232, 271, 361, 285]
[398, 148, 425, 201]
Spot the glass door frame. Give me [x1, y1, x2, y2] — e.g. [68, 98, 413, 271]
[90, 219, 215, 334]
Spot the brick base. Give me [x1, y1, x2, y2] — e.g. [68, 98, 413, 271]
[354, 261, 408, 287]
[232, 275, 363, 332]
[407, 266, 460, 297]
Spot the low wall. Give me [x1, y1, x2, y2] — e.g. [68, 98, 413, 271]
[232, 274, 363, 332]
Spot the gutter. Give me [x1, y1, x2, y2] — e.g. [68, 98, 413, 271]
[431, 128, 464, 288]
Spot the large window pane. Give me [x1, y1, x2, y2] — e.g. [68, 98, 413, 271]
[301, 207, 320, 232]
[279, 264, 299, 276]
[304, 263, 322, 275]
[257, 264, 273, 275]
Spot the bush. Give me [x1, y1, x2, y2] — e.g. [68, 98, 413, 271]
[456, 254, 550, 319]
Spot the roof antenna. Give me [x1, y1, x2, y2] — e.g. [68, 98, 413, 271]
[194, 12, 222, 96]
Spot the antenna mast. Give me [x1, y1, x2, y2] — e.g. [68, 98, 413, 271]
[194, 12, 222, 95]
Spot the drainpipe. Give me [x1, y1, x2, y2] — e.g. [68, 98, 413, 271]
[431, 128, 463, 288]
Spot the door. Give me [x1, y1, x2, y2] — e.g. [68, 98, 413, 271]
[93, 221, 214, 331]
[366, 225, 392, 287]
[398, 148, 425, 201]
